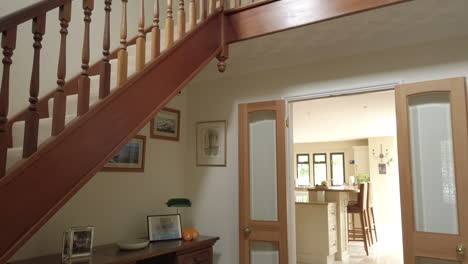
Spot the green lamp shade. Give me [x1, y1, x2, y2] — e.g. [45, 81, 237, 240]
[166, 198, 192, 208]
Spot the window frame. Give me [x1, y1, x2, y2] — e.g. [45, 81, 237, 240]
[330, 152, 346, 186]
[312, 153, 327, 186]
[296, 153, 310, 186]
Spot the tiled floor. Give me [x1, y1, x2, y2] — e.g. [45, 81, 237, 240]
[337, 224, 404, 264]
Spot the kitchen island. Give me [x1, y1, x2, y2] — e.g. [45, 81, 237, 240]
[295, 186, 359, 261]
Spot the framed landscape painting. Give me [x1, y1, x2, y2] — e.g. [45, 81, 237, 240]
[151, 107, 180, 141]
[102, 135, 146, 172]
[196, 120, 227, 167]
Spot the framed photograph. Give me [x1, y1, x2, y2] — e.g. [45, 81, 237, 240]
[62, 226, 94, 260]
[378, 163, 387, 175]
[102, 135, 146, 172]
[147, 214, 182, 242]
[196, 120, 227, 167]
[151, 107, 180, 141]
[62, 231, 71, 262]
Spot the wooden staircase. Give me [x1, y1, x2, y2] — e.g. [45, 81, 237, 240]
[0, 0, 410, 262]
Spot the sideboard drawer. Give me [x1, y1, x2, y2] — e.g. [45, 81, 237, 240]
[177, 248, 212, 264]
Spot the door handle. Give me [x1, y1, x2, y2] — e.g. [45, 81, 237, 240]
[244, 227, 252, 234]
[456, 244, 465, 256]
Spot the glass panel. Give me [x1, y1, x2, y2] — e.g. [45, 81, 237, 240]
[314, 164, 327, 186]
[331, 153, 345, 186]
[249, 111, 278, 221]
[297, 164, 310, 186]
[251, 241, 279, 264]
[314, 154, 326, 162]
[416, 257, 461, 264]
[408, 93, 458, 235]
[297, 154, 309, 163]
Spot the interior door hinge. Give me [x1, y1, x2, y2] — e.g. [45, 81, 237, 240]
[286, 118, 289, 128]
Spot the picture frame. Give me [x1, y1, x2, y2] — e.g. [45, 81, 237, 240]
[62, 226, 94, 260]
[102, 135, 146, 172]
[196, 120, 227, 167]
[150, 107, 180, 141]
[378, 163, 387, 175]
[147, 214, 183, 242]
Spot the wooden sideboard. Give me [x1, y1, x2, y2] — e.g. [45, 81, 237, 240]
[10, 236, 219, 264]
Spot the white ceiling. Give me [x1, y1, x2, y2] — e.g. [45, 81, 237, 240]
[292, 90, 396, 143]
[195, 0, 468, 81]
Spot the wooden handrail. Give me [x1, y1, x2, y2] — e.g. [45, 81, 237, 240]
[0, 0, 76, 32]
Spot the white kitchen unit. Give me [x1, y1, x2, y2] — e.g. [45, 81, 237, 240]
[296, 202, 338, 264]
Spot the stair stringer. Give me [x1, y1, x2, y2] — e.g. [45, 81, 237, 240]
[0, 13, 222, 264]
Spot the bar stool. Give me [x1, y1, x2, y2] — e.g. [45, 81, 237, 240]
[347, 183, 371, 256]
[367, 182, 378, 245]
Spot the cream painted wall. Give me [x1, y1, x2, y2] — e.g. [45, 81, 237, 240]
[293, 139, 368, 185]
[368, 136, 402, 257]
[184, 35, 468, 264]
[10, 93, 188, 261]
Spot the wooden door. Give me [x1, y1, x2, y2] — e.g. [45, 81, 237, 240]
[396, 77, 468, 264]
[239, 100, 288, 264]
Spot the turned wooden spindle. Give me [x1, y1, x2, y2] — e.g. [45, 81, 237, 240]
[189, 0, 196, 31]
[224, 0, 229, 9]
[200, 0, 207, 20]
[99, 0, 112, 99]
[23, 15, 46, 158]
[165, 0, 174, 49]
[210, 0, 216, 14]
[136, 0, 146, 72]
[235, 0, 240, 8]
[52, 1, 72, 136]
[151, 0, 160, 58]
[177, 0, 185, 39]
[117, 0, 128, 85]
[77, 0, 94, 116]
[0, 28, 17, 178]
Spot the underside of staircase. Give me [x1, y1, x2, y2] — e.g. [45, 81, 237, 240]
[0, 0, 410, 262]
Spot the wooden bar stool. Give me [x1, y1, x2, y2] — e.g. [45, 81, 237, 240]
[347, 183, 371, 256]
[367, 182, 378, 245]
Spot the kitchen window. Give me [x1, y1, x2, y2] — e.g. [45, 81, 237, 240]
[313, 153, 327, 186]
[330, 153, 345, 186]
[296, 154, 310, 186]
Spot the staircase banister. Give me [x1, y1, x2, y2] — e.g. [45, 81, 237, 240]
[6, 26, 152, 148]
[0, 0, 77, 32]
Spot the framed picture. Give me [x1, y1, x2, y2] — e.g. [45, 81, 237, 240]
[102, 135, 146, 172]
[62, 226, 94, 260]
[196, 120, 227, 167]
[147, 214, 183, 242]
[151, 107, 180, 141]
[379, 163, 387, 175]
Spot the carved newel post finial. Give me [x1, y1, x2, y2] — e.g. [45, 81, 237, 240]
[216, 45, 229, 73]
[217, 56, 227, 73]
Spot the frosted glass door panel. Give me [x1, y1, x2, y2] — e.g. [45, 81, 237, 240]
[251, 241, 279, 264]
[249, 111, 278, 221]
[408, 93, 458, 235]
[416, 257, 461, 264]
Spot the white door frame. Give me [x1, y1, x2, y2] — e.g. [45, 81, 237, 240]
[282, 81, 401, 263]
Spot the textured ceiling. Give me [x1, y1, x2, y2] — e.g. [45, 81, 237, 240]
[293, 90, 396, 143]
[195, 0, 468, 81]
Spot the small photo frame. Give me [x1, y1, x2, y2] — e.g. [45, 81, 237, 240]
[196, 120, 227, 167]
[151, 107, 180, 141]
[102, 135, 146, 172]
[379, 163, 387, 175]
[62, 226, 94, 260]
[147, 214, 182, 242]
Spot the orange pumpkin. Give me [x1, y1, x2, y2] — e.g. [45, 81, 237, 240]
[182, 228, 200, 241]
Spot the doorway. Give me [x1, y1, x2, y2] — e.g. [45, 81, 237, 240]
[290, 90, 403, 264]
